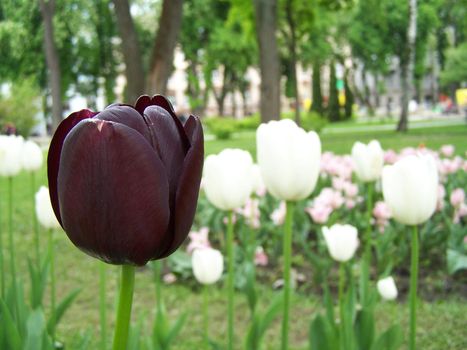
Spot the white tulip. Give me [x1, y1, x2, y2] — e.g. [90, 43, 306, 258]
[35, 186, 61, 229]
[377, 276, 398, 301]
[21, 140, 43, 172]
[251, 164, 265, 194]
[322, 224, 359, 262]
[382, 154, 438, 225]
[256, 119, 321, 201]
[0, 135, 24, 177]
[203, 148, 254, 210]
[192, 248, 224, 285]
[351, 140, 384, 182]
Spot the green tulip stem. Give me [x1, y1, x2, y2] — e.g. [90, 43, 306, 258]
[7, 176, 19, 319]
[31, 172, 40, 265]
[361, 182, 374, 305]
[338, 263, 346, 349]
[226, 210, 235, 350]
[0, 180, 4, 298]
[48, 228, 56, 341]
[112, 265, 135, 350]
[153, 260, 162, 309]
[281, 201, 294, 350]
[249, 195, 257, 261]
[99, 262, 107, 350]
[409, 225, 419, 350]
[203, 284, 209, 349]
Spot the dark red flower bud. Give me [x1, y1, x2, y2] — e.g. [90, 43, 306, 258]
[47, 95, 204, 266]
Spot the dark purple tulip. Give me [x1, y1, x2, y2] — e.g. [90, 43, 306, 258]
[47, 95, 204, 266]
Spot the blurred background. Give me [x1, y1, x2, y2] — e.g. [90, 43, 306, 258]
[0, 0, 466, 139]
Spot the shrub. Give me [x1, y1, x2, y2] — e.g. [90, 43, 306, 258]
[203, 117, 237, 140]
[0, 78, 40, 136]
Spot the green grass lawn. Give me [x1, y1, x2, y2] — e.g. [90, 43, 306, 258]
[1, 123, 466, 349]
[206, 123, 467, 157]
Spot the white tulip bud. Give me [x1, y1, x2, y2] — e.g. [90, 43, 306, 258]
[0, 135, 24, 177]
[256, 119, 321, 201]
[203, 149, 254, 210]
[382, 154, 438, 225]
[351, 140, 384, 182]
[322, 224, 359, 262]
[377, 276, 398, 301]
[21, 140, 43, 172]
[35, 186, 61, 229]
[192, 248, 224, 285]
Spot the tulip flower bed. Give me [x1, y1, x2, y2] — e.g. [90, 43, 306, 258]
[0, 111, 466, 350]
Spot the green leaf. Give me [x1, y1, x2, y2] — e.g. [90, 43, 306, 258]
[447, 249, 467, 275]
[0, 299, 21, 350]
[370, 325, 403, 350]
[165, 312, 187, 347]
[27, 257, 49, 309]
[24, 309, 47, 350]
[354, 308, 375, 350]
[47, 288, 81, 335]
[309, 314, 338, 350]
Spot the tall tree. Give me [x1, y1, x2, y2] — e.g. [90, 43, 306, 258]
[397, 0, 417, 132]
[39, 0, 63, 130]
[328, 62, 340, 121]
[253, 0, 281, 122]
[147, 0, 184, 95]
[112, 0, 145, 103]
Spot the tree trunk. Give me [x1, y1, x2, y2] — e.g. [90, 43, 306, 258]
[311, 61, 323, 115]
[146, 0, 183, 95]
[397, 0, 417, 132]
[285, 0, 300, 125]
[253, 0, 281, 122]
[112, 0, 145, 103]
[344, 69, 354, 120]
[39, 0, 63, 132]
[328, 62, 340, 122]
[361, 69, 374, 116]
[231, 91, 237, 117]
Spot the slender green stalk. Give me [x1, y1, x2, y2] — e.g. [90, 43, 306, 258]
[409, 225, 419, 350]
[48, 228, 56, 341]
[112, 265, 135, 350]
[360, 182, 373, 305]
[338, 263, 346, 350]
[99, 262, 107, 350]
[0, 181, 4, 298]
[226, 210, 235, 350]
[7, 176, 18, 319]
[31, 172, 40, 265]
[203, 284, 209, 349]
[281, 201, 294, 350]
[249, 196, 257, 262]
[153, 260, 162, 309]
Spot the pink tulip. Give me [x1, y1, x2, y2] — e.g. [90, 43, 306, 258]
[254, 246, 269, 266]
[384, 149, 398, 164]
[437, 185, 446, 211]
[163, 273, 177, 284]
[306, 204, 333, 224]
[440, 145, 455, 158]
[450, 188, 465, 208]
[187, 227, 211, 254]
[271, 201, 286, 226]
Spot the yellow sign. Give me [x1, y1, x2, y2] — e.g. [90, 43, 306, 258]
[456, 89, 467, 107]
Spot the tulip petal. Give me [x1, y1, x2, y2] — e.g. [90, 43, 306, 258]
[48, 109, 97, 225]
[143, 105, 188, 198]
[135, 95, 190, 150]
[95, 105, 151, 143]
[57, 119, 170, 265]
[159, 115, 204, 258]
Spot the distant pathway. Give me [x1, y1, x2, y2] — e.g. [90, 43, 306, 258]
[323, 118, 466, 134]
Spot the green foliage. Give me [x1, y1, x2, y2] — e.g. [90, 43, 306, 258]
[203, 117, 237, 140]
[440, 42, 467, 86]
[0, 79, 41, 136]
[236, 114, 261, 130]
